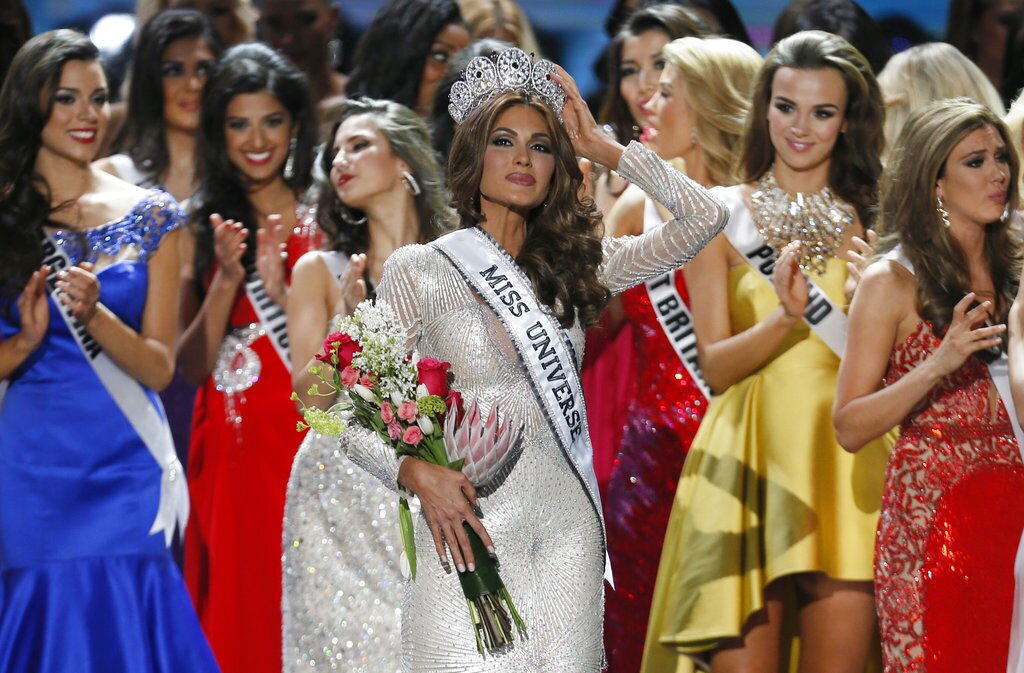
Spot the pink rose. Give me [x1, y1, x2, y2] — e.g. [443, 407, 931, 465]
[402, 426, 423, 445]
[397, 400, 418, 423]
[359, 374, 375, 390]
[380, 401, 395, 424]
[387, 422, 403, 441]
[339, 366, 359, 388]
[416, 357, 452, 397]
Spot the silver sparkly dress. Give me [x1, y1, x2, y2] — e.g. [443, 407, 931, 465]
[282, 430, 405, 672]
[339, 141, 727, 672]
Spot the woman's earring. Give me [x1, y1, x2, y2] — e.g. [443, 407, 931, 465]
[402, 170, 421, 196]
[283, 137, 297, 180]
[936, 195, 951, 229]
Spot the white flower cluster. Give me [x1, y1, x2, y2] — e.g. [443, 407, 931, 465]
[337, 300, 417, 400]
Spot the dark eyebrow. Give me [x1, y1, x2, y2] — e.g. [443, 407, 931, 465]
[492, 126, 518, 136]
[771, 95, 839, 111]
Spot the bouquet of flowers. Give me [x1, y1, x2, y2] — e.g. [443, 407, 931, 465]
[297, 299, 527, 654]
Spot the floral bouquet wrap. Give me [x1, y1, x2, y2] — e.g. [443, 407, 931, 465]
[298, 300, 527, 654]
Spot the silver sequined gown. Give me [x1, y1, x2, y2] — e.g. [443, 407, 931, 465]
[282, 430, 404, 672]
[340, 141, 727, 672]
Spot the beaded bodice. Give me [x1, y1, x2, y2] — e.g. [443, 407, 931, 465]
[884, 320, 1011, 433]
[47, 189, 183, 267]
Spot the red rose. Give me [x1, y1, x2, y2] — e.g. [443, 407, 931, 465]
[416, 357, 452, 397]
[316, 332, 361, 368]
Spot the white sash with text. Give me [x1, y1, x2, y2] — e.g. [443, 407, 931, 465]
[717, 186, 848, 357]
[432, 227, 613, 585]
[243, 253, 291, 371]
[40, 233, 188, 546]
[642, 198, 710, 399]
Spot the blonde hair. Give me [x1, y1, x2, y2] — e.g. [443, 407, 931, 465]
[662, 36, 762, 186]
[134, 0, 255, 45]
[878, 42, 1004, 157]
[1004, 89, 1024, 158]
[456, 0, 542, 57]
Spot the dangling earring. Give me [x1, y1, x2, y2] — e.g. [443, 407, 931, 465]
[327, 38, 343, 70]
[401, 170, 421, 196]
[936, 195, 951, 229]
[283, 137, 297, 180]
[690, 130, 697, 147]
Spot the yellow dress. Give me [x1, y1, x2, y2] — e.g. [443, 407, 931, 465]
[641, 237, 893, 670]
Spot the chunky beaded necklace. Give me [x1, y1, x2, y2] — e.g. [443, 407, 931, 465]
[749, 169, 854, 275]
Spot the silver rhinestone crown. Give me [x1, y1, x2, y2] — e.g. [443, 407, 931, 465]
[448, 47, 566, 125]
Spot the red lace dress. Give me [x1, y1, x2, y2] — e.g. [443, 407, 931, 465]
[185, 214, 320, 673]
[603, 272, 707, 673]
[877, 320, 1024, 672]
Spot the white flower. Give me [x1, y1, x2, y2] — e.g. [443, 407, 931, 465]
[417, 416, 434, 435]
[391, 391, 404, 407]
[416, 383, 430, 399]
[353, 384, 376, 402]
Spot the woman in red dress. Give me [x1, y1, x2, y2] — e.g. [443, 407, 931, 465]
[177, 43, 319, 673]
[601, 36, 761, 672]
[835, 98, 1024, 672]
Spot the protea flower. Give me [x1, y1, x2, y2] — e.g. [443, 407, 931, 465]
[442, 401, 523, 486]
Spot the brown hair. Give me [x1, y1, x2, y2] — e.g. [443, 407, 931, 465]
[448, 91, 609, 328]
[740, 30, 884, 224]
[877, 97, 1022, 342]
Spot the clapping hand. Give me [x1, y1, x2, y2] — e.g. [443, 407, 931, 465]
[331, 253, 369, 317]
[773, 241, 809, 320]
[211, 214, 248, 285]
[844, 229, 877, 303]
[256, 214, 288, 307]
[56, 262, 100, 326]
[16, 266, 50, 349]
[930, 293, 1006, 377]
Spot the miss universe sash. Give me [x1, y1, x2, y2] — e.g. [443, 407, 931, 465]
[242, 251, 291, 371]
[431, 227, 613, 585]
[717, 186, 848, 357]
[39, 232, 188, 546]
[882, 246, 1024, 673]
[642, 198, 710, 400]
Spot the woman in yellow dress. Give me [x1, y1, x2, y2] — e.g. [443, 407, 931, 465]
[642, 30, 893, 673]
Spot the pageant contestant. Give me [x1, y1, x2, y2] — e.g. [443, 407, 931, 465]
[337, 47, 727, 671]
[281, 97, 452, 673]
[177, 43, 319, 673]
[601, 35, 761, 673]
[0, 30, 218, 672]
[835, 98, 1024, 672]
[643, 31, 892, 673]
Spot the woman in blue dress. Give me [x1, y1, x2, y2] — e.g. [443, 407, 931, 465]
[0, 30, 219, 672]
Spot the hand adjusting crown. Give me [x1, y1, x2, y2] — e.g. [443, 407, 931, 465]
[448, 47, 567, 125]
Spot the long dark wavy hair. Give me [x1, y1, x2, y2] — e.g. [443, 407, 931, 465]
[740, 30, 884, 225]
[449, 91, 608, 329]
[0, 30, 99, 301]
[114, 9, 222, 184]
[190, 42, 315, 288]
[316, 97, 453, 254]
[597, 4, 706, 145]
[876, 97, 1021, 345]
[345, 0, 463, 110]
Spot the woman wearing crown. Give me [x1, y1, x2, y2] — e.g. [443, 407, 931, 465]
[333, 47, 727, 670]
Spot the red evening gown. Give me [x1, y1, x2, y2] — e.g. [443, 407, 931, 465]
[876, 321, 1024, 672]
[185, 217, 319, 673]
[603, 271, 707, 673]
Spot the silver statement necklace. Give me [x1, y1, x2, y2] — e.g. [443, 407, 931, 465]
[749, 169, 854, 275]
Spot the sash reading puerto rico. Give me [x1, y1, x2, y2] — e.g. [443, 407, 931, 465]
[716, 185, 848, 357]
[432, 227, 613, 585]
[242, 251, 291, 371]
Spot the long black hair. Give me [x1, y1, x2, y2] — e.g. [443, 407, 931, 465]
[0, 30, 99, 300]
[190, 42, 315, 288]
[114, 9, 222, 184]
[345, 0, 463, 109]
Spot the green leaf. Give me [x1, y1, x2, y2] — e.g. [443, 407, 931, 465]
[399, 498, 417, 580]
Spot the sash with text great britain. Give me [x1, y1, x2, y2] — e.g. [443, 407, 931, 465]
[431, 227, 613, 585]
